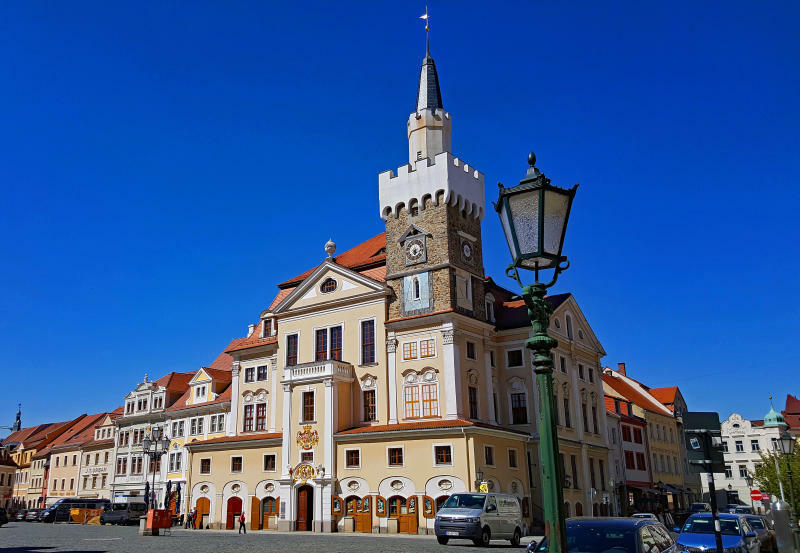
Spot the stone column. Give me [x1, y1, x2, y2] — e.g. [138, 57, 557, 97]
[441, 325, 462, 420]
[324, 378, 334, 481]
[281, 383, 292, 480]
[269, 356, 278, 433]
[387, 337, 399, 424]
[228, 361, 241, 436]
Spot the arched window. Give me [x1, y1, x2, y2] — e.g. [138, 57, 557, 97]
[575, 502, 583, 516]
[388, 496, 406, 517]
[564, 502, 571, 517]
[413, 277, 421, 300]
[320, 278, 337, 293]
[435, 495, 449, 512]
[565, 315, 574, 340]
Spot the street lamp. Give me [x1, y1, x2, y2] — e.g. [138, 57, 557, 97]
[142, 426, 170, 511]
[495, 152, 578, 553]
[776, 430, 797, 524]
[475, 469, 484, 491]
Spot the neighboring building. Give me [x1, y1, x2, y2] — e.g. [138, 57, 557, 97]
[77, 411, 120, 502]
[28, 415, 91, 508]
[701, 406, 787, 514]
[605, 409, 624, 516]
[184, 40, 612, 535]
[781, 394, 800, 437]
[602, 364, 686, 512]
[605, 394, 651, 514]
[0, 447, 17, 508]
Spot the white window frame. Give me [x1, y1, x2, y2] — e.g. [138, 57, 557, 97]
[507, 388, 530, 426]
[230, 455, 243, 474]
[299, 449, 314, 465]
[358, 316, 378, 366]
[360, 382, 378, 423]
[386, 445, 405, 468]
[301, 389, 316, 423]
[344, 448, 362, 469]
[432, 442, 454, 467]
[262, 453, 277, 473]
[312, 321, 346, 361]
[199, 457, 212, 475]
[285, 331, 301, 366]
[506, 348, 524, 369]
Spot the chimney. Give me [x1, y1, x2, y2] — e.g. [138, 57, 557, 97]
[617, 362, 626, 376]
[247, 324, 256, 337]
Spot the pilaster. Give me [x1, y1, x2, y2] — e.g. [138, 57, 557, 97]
[441, 324, 462, 419]
[281, 383, 292, 479]
[483, 343, 497, 425]
[269, 357, 278, 433]
[228, 360, 240, 436]
[387, 336, 398, 424]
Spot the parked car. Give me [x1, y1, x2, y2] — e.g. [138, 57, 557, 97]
[0, 507, 9, 527]
[528, 518, 679, 553]
[632, 513, 658, 519]
[99, 502, 147, 525]
[675, 513, 759, 553]
[24, 509, 41, 522]
[744, 514, 776, 553]
[15, 509, 29, 521]
[434, 492, 523, 546]
[39, 498, 110, 523]
[690, 503, 712, 512]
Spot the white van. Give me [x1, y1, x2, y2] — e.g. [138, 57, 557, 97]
[434, 492, 523, 546]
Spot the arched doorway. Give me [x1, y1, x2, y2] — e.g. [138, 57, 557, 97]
[195, 497, 210, 529]
[388, 495, 418, 534]
[345, 495, 371, 533]
[296, 485, 313, 531]
[575, 502, 583, 516]
[226, 496, 242, 530]
[261, 496, 278, 529]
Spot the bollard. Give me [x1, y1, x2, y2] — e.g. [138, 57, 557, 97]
[772, 500, 797, 553]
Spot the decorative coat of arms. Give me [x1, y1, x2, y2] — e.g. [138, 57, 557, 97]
[292, 463, 317, 484]
[296, 424, 319, 450]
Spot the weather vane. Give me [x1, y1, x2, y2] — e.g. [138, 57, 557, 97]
[420, 6, 430, 53]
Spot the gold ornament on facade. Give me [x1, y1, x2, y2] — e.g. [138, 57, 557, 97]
[296, 425, 319, 450]
[292, 463, 317, 484]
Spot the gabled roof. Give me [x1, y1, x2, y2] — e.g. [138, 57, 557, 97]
[153, 371, 195, 393]
[602, 370, 674, 417]
[650, 386, 679, 409]
[165, 383, 232, 413]
[278, 232, 386, 288]
[207, 341, 239, 372]
[39, 413, 108, 454]
[224, 321, 278, 354]
[785, 394, 800, 414]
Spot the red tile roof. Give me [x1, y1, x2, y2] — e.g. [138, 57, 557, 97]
[166, 383, 232, 413]
[336, 418, 529, 436]
[650, 386, 679, 406]
[154, 371, 195, 393]
[224, 324, 278, 353]
[785, 394, 800, 413]
[484, 275, 571, 330]
[602, 372, 673, 417]
[278, 232, 387, 288]
[40, 413, 109, 453]
[185, 432, 281, 446]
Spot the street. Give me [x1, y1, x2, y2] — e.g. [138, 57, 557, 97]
[0, 522, 537, 553]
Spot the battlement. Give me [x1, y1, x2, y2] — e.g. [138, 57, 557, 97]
[378, 151, 485, 221]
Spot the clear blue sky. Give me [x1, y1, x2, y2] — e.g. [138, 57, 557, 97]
[1, 1, 798, 434]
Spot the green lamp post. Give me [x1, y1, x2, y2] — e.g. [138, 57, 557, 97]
[495, 152, 578, 553]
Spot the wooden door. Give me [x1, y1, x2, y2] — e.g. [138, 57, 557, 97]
[261, 497, 277, 529]
[296, 485, 312, 531]
[400, 496, 418, 534]
[195, 497, 210, 529]
[356, 496, 372, 533]
[226, 496, 242, 530]
[251, 496, 260, 530]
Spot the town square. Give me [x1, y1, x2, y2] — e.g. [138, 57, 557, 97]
[1, 2, 799, 553]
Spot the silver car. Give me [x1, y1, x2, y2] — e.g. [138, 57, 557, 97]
[434, 492, 523, 546]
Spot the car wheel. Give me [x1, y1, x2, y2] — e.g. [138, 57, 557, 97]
[510, 528, 521, 547]
[437, 536, 449, 545]
[473, 527, 491, 547]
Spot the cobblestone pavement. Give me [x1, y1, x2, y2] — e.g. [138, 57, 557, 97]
[0, 521, 540, 553]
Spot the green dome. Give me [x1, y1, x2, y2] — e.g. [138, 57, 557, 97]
[763, 402, 787, 428]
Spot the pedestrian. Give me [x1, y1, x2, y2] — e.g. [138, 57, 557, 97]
[191, 507, 198, 529]
[238, 512, 246, 534]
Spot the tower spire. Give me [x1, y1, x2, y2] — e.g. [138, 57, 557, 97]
[12, 403, 21, 432]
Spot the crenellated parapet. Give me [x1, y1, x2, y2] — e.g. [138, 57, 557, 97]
[378, 151, 485, 221]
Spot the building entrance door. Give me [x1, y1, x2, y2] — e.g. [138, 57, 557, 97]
[345, 495, 372, 532]
[194, 497, 210, 529]
[296, 485, 313, 531]
[389, 496, 418, 534]
[226, 496, 242, 530]
[261, 496, 278, 529]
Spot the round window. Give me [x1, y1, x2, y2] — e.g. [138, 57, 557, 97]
[320, 278, 337, 293]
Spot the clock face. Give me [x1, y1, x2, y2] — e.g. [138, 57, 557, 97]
[462, 242, 472, 259]
[405, 239, 424, 262]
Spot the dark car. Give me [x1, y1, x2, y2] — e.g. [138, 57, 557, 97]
[690, 503, 712, 513]
[15, 509, 29, 521]
[675, 513, 759, 553]
[528, 518, 680, 553]
[39, 498, 110, 523]
[744, 514, 776, 553]
[0, 507, 9, 527]
[24, 509, 41, 522]
[99, 502, 147, 525]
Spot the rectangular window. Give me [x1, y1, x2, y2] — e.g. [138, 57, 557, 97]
[511, 393, 528, 424]
[361, 320, 375, 364]
[434, 445, 452, 465]
[589, 458, 596, 490]
[751, 440, 760, 452]
[468, 386, 479, 419]
[578, 364, 585, 380]
[599, 459, 606, 490]
[244, 367, 255, 382]
[739, 465, 748, 478]
[286, 334, 298, 366]
[315, 328, 328, 361]
[563, 398, 572, 428]
[581, 403, 588, 432]
[420, 338, 435, 358]
[484, 445, 495, 466]
[622, 425, 632, 442]
[421, 384, 439, 417]
[625, 451, 635, 470]
[256, 403, 267, 431]
[231, 456, 243, 473]
[329, 325, 342, 360]
[72, 455, 77, 466]
[263, 454, 276, 472]
[735, 440, 744, 452]
[302, 391, 315, 422]
[636, 452, 646, 471]
[489, 350, 495, 367]
[507, 349, 523, 367]
[560, 357, 567, 373]
[345, 449, 360, 468]
[257, 365, 269, 381]
[363, 390, 377, 422]
[725, 465, 732, 478]
[508, 449, 518, 468]
[300, 451, 314, 463]
[466, 341, 476, 359]
[210, 415, 218, 434]
[243, 404, 254, 432]
[592, 406, 599, 433]
[554, 393, 560, 426]
[70, 478, 74, 490]
[633, 427, 643, 444]
[200, 458, 211, 474]
[388, 447, 404, 467]
[571, 455, 580, 489]
[722, 441, 729, 453]
[404, 386, 420, 419]
[403, 341, 418, 360]
[588, 367, 594, 383]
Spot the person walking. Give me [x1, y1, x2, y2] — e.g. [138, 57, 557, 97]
[238, 511, 246, 534]
[191, 507, 198, 529]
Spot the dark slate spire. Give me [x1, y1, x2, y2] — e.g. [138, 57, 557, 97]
[12, 404, 21, 432]
[416, 50, 444, 113]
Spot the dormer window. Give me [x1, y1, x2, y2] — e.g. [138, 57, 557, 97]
[195, 385, 207, 401]
[320, 278, 337, 294]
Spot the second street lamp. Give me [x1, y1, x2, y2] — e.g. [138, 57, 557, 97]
[495, 152, 578, 553]
[142, 426, 170, 511]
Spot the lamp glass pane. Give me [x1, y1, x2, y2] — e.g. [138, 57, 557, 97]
[498, 202, 518, 261]
[543, 189, 569, 255]
[507, 190, 540, 257]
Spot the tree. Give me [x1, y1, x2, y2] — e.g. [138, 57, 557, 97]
[752, 446, 800, 513]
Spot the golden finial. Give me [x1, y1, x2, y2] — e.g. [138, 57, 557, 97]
[420, 6, 430, 54]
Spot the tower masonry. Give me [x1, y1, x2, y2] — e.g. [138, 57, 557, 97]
[379, 48, 487, 322]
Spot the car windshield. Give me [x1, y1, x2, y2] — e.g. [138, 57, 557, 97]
[534, 524, 638, 553]
[747, 518, 765, 530]
[683, 518, 741, 536]
[441, 494, 486, 509]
